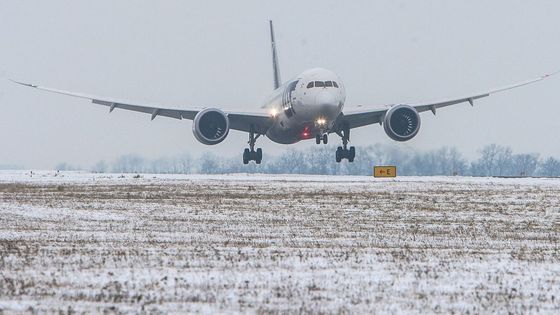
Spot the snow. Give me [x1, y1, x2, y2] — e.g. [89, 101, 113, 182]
[2, 169, 560, 187]
[0, 171, 559, 313]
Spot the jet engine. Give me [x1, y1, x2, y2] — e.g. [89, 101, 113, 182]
[192, 108, 230, 145]
[383, 105, 421, 141]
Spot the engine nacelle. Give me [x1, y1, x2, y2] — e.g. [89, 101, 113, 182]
[192, 108, 230, 145]
[383, 105, 421, 142]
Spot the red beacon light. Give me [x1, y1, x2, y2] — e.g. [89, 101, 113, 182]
[301, 126, 312, 139]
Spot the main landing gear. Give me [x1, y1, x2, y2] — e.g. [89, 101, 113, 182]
[335, 126, 355, 163]
[243, 129, 263, 164]
[315, 133, 328, 144]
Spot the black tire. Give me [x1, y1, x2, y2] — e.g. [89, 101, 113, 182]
[243, 149, 250, 164]
[256, 148, 263, 163]
[336, 147, 342, 163]
[316, 135, 321, 145]
[323, 134, 328, 144]
[349, 146, 356, 162]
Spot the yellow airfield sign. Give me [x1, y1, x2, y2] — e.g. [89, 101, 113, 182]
[374, 166, 397, 178]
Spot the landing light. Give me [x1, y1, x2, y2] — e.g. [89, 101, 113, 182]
[269, 108, 278, 117]
[316, 118, 327, 125]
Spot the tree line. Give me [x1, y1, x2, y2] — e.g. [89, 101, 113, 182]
[56, 143, 560, 177]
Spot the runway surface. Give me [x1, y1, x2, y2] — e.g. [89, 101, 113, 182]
[1, 171, 559, 313]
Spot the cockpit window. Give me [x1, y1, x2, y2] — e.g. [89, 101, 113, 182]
[308, 81, 339, 88]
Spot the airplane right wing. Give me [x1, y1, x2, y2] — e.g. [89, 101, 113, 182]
[335, 71, 559, 131]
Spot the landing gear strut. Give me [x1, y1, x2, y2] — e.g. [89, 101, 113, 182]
[243, 129, 263, 164]
[335, 125, 355, 163]
[315, 133, 328, 145]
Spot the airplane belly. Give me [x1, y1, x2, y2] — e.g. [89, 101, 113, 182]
[266, 126, 301, 144]
[266, 116, 304, 144]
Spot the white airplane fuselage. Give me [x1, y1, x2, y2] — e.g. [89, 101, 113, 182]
[263, 68, 346, 144]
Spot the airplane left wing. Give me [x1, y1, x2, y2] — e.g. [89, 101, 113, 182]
[336, 71, 559, 131]
[10, 80, 273, 134]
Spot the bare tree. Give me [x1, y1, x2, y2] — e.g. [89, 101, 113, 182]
[473, 144, 513, 176]
[305, 146, 336, 175]
[176, 154, 193, 174]
[91, 160, 108, 173]
[112, 154, 146, 173]
[92, 143, 556, 177]
[512, 153, 539, 176]
[475, 144, 498, 176]
[55, 162, 80, 171]
[447, 147, 467, 175]
[538, 157, 560, 177]
[198, 153, 222, 174]
[495, 146, 513, 176]
[267, 150, 306, 174]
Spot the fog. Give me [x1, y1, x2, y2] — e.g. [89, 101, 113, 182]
[1, 1, 559, 169]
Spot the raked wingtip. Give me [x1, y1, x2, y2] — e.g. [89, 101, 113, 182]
[8, 79, 38, 88]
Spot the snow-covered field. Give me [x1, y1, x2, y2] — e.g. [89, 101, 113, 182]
[1, 170, 559, 314]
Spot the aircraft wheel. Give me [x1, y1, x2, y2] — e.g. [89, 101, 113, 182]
[256, 148, 263, 164]
[348, 146, 355, 162]
[336, 147, 342, 163]
[316, 135, 321, 145]
[323, 134, 328, 144]
[243, 148, 250, 164]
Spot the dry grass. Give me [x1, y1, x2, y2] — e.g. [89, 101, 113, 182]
[0, 174, 559, 314]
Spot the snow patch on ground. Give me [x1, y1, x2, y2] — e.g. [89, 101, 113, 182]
[0, 171, 559, 313]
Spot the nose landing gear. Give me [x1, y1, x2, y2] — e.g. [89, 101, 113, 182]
[335, 125, 355, 163]
[315, 133, 328, 144]
[243, 129, 263, 164]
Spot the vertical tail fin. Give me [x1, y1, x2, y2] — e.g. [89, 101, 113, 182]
[269, 20, 282, 90]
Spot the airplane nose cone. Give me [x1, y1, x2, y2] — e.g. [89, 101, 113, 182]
[316, 91, 337, 108]
[315, 91, 339, 116]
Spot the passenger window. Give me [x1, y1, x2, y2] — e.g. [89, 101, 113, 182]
[307, 82, 314, 88]
[325, 81, 333, 87]
[314, 81, 325, 87]
[333, 81, 339, 88]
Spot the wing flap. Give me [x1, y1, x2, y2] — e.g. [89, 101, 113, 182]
[91, 99, 188, 120]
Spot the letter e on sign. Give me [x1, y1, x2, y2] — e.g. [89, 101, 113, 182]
[374, 166, 397, 178]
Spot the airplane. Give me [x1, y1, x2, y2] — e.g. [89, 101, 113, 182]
[11, 21, 558, 164]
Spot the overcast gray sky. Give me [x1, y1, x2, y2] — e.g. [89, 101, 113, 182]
[1, 0, 559, 169]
